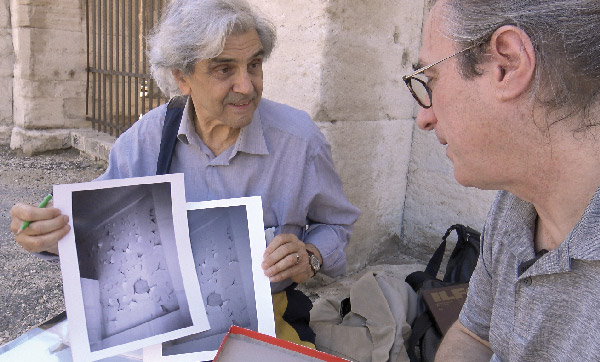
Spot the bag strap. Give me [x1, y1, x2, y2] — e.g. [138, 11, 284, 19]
[406, 312, 436, 362]
[156, 95, 187, 175]
[443, 225, 480, 283]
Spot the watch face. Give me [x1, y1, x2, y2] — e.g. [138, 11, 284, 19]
[309, 254, 321, 272]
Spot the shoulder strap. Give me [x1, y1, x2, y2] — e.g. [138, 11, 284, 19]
[156, 95, 187, 175]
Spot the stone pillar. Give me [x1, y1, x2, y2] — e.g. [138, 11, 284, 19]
[254, 0, 425, 271]
[9, 0, 88, 155]
[0, 0, 13, 144]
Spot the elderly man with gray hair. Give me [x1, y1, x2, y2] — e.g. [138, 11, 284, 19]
[403, 0, 600, 360]
[10, 0, 359, 351]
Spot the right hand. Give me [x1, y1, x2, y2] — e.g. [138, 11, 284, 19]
[10, 203, 70, 255]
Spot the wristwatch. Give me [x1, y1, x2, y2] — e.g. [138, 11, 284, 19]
[306, 249, 321, 276]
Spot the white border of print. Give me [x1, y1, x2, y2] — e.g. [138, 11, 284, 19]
[54, 173, 210, 362]
[143, 196, 275, 362]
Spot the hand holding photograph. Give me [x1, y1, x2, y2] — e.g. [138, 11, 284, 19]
[53, 173, 209, 362]
[144, 196, 275, 362]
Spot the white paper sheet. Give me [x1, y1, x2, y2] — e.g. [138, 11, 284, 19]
[54, 173, 209, 362]
[143, 196, 275, 362]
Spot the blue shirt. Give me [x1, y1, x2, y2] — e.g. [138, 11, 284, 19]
[98, 98, 360, 292]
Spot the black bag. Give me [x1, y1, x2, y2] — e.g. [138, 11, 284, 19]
[405, 224, 481, 362]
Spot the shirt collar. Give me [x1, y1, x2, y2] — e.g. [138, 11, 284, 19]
[505, 185, 600, 278]
[563, 185, 600, 261]
[177, 97, 269, 159]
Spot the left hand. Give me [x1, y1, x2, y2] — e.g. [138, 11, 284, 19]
[262, 233, 319, 284]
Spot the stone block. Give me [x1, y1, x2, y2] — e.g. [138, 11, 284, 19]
[0, 125, 11, 145]
[0, 0, 9, 29]
[70, 128, 115, 162]
[10, 126, 71, 155]
[257, 0, 423, 123]
[402, 128, 497, 259]
[11, 0, 84, 32]
[12, 27, 85, 81]
[0, 76, 12, 119]
[13, 78, 86, 100]
[13, 94, 87, 129]
[318, 118, 415, 272]
[0, 29, 14, 78]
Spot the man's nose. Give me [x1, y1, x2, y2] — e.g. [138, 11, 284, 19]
[416, 106, 437, 131]
[232, 70, 254, 94]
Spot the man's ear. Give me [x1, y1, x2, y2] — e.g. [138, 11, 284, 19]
[172, 69, 191, 95]
[488, 25, 536, 101]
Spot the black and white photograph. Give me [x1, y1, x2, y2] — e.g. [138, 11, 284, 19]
[54, 174, 209, 362]
[144, 196, 275, 362]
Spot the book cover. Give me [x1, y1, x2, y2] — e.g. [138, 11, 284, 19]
[422, 283, 469, 335]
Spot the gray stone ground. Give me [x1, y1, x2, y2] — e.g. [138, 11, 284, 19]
[0, 145, 107, 345]
[0, 144, 425, 348]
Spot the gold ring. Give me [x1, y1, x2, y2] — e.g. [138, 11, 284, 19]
[295, 253, 300, 265]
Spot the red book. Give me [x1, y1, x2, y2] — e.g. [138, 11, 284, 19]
[214, 325, 350, 362]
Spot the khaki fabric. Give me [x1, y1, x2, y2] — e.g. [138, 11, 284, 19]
[310, 272, 418, 362]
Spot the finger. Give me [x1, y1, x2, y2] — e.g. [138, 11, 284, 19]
[264, 251, 309, 281]
[264, 233, 296, 254]
[16, 223, 70, 253]
[15, 214, 69, 237]
[10, 203, 62, 230]
[263, 242, 297, 268]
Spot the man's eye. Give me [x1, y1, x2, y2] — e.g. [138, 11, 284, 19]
[216, 67, 231, 75]
[249, 59, 263, 70]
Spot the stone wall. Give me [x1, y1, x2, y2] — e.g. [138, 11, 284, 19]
[0, 0, 12, 144]
[3, 0, 497, 272]
[8, 0, 88, 155]
[256, 0, 426, 269]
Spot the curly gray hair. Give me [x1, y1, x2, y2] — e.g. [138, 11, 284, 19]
[147, 0, 277, 97]
[431, 0, 600, 127]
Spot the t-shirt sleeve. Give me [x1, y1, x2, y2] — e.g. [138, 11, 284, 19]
[459, 223, 494, 342]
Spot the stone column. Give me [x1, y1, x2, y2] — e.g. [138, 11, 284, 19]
[9, 0, 88, 155]
[0, 0, 13, 144]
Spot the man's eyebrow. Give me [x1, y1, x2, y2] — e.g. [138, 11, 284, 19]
[209, 49, 265, 64]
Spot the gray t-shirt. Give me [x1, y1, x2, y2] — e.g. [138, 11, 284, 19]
[460, 188, 600, 361]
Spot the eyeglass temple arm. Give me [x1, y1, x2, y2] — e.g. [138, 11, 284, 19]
[403, 44, 476, 80]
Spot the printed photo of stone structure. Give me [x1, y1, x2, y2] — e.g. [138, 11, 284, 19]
[162, 205, 257, 356]
[72, 182, 193, 352]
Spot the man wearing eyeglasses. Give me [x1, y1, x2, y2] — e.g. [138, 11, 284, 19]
[404, 0, 600, 361]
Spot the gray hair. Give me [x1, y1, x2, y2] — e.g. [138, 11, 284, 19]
[147, 0, 277, 97]
[433, 0, 600, 128]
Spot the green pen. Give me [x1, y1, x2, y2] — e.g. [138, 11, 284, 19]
[17, 193, 53, 235]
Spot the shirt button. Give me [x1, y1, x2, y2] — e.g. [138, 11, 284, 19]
[523, 277, 532, 286]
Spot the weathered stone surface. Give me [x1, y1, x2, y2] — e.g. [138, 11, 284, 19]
[10, 0, 84, 32]
[10, 126, 71, 155]
[0, 125, 11, 144]
[13, 79, 86, 100]
[13, 95, 87, 129]
[12, 27, 85, 81]
[258, 0, 423, 123]
[402, 128, 497, 258]
[0, 76, 12, 120]
[70, 128, 115, 161]
[0, 0, 10, 29]
[319, 118, 415, 270]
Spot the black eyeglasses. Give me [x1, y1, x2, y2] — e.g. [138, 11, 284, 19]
[402, 45, 475, 109]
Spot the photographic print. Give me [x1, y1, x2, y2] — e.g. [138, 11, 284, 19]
[54, 173, 209, 362]
[144, 196, 275, 362]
